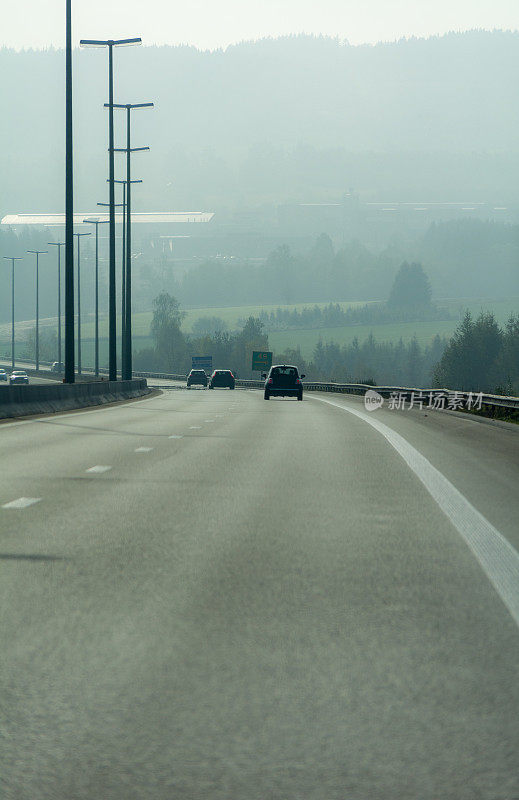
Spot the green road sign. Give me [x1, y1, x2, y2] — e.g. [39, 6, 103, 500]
[252, 350, 273, 371]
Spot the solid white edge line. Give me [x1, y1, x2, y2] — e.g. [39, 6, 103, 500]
[312, 395, 519, 629]
[2, 497, 42, 509]
[134, 447, 153, 453]
[86, 465, 112, 474]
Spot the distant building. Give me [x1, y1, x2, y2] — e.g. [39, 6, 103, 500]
[276, 193, 517, 247]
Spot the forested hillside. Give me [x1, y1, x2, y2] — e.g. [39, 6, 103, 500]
[1, 30, 519, 215]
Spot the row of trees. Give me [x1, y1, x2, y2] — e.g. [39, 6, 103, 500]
[434, 312, 519, 393]
[290, 335, 448, 388]
[134, 292, 268, 378]
[166, 237, 400, 307]
[154, 219, 519, 309]
[136, 294, 519, 394]
[135, 291, 447, 387]
[296, 311, 519, 392]
[236, 263, 445, 332]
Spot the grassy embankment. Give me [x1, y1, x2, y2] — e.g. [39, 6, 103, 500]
[1, 298, 517, 365]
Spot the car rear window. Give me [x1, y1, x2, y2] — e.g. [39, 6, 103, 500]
[272, 367, 297, 377]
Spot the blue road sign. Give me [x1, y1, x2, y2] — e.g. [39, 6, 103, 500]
[192, 355, 212, 372]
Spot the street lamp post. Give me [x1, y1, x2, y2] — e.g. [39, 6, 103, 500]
[65, 0, 74, 383]
[3, 257, 23, 370]
[113, 180, 127, 368]
[27, 249, 48, 371]
[113, 176, 143, 375]
[112, 102, 153, 379]
[48, 241, 65, 368]
[73, 232, 91, 375]
[80, 37, 142, 381]
[97, 200, 124, 374]
[83, 219, 109, 376]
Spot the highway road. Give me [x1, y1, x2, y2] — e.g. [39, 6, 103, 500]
[0, 359, 61, 386]
[1, 386, 518, 800]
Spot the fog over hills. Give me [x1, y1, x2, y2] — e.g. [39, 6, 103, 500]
[1, 29, 518, 216]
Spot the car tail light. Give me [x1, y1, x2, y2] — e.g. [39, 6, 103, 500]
[268, 378, 273, 384]
[295, 378, 301, 384]
[230, 373, 234, 378]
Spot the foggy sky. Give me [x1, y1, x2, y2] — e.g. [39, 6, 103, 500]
[2, 0, 519, 51]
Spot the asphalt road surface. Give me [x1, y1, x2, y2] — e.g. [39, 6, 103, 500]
[1, 387, 518, 800]
[0, 359, 61, 386]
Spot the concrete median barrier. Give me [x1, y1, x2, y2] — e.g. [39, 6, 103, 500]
[0, 379, 151, 420]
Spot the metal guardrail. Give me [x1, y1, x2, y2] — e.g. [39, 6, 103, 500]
[5, 360, 518, 413]
[131, 371, 519, 413]
[293, 382, 519, 412]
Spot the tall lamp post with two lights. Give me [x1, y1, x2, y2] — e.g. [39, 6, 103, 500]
[83, 219, 109, 376]
[79, 36, 142, 381]
[65, 0, 74, 382]
[73, 231, 91, 375]
[27, 249, 48, 371]
[3, 257, 23, 370]
[112, 174, 144, 374]
[48, 241, 65, 369]
[111, 101, 154, 378]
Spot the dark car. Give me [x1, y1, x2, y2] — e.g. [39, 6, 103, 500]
[187, 369, 208, 388]
[208, 369, 235, 389]
[263, 364, 305, 400]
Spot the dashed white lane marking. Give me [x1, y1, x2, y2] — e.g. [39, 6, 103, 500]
[313, 396, 519, 629]
[189, 426, 202, 429]
[2, 497, 42, 509]
[86, 465, 112, 474]
[134, 447, 153, 453]
[205, 419, 215, 423]
[169, 435, 184, 439]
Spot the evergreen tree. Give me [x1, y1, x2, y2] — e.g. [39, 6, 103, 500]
[434, 311, 503, 390]
[387, 262, 432, 310]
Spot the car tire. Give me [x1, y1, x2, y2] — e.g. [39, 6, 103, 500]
[264, 391, 270, 400]
[229, 385, 235, 390]
[297, 392, 303, 401]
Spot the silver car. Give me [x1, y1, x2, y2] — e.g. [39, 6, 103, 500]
[0, 368, 7, 382]
[9, 370, 29, 385]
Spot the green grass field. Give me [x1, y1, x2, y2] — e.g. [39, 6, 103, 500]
[64, 300, 375, 340]
[1, 297, 517, 365]
[269, 298, 519, 358]
[269, 320, 457, 358]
